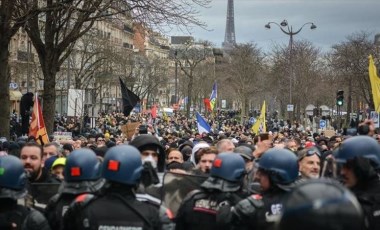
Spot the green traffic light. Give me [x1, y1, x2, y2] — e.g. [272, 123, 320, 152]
[337, 100, 343, 106]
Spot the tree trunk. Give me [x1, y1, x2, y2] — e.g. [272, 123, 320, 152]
[241, 95, 248, 124]
[186, 74, 193, 118]
[346, 75, 353, 126]
[40, 55, 58, 135]
[279, 98, 286, 119]
[0, 42, 10, 139]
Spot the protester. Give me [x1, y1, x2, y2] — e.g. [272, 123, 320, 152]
[191, 147, 218, 176]
[297, 147, 321, 180]
[50, 157, 66, 182]
[20, 142, 59, 183]
[216, 139, 235, 153]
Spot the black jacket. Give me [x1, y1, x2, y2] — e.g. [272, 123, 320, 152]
[225, 187, 288, 230]
[352, 178, 380, 230]
[63, 186, 161, 230]
[0, 199, 51, 230]
[175, 189, 244, 230]
[45, 193, 77, 230]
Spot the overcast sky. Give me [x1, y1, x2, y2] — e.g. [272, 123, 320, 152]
[169, 0, 380, 52]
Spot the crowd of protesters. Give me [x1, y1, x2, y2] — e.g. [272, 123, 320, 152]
[1, 109, 380, 229]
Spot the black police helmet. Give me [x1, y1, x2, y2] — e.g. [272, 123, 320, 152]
[334, 136, 380, 169]
[278, 179, 363, 230]
[258, 148, 299, 185]
[201, 153, 246, 192]
[0, 155, 27, 199]
[102, 145, 143, 185]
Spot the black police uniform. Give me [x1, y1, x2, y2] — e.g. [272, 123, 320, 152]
[175, 153, 248, 230]
[219, 188, 287, 230]
[63, 187, 161, 230]
[45, 193, 77, 230]
[45, 148, 104, 229]
[249, 188, 287, 230]
[175, 189, 244, 230]
[332, 136, 380, 230]
[352, 178, 380, 230]
[222, 148, 299, 230]
[0, 199, 51, 230]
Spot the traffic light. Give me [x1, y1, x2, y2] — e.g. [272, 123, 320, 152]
[336, 90, 344, 106]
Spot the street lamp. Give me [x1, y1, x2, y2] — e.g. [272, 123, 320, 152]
[265, 19, 316, 120]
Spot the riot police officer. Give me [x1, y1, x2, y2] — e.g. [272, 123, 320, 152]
[45, 148, 104, 229]
[63, 145, 161, 230]
[334, 135, 380, 230]
[277, 179, 364, 230]
[220, 148, 299, 230]
[0, 155, 51, 230]
[175, 153, 247, 230]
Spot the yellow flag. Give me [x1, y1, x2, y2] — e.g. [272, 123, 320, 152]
[162, 109, 169, 123]
[251, 101, 266, 134]
[369, 55, 380, 112]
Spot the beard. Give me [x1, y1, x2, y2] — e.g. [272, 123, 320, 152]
[307, 173, 320, 179]
[25, 165, 42, 181]
[203, 167, 211, 174]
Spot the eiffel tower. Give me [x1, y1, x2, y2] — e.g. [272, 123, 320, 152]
[222, 0, 236, 51]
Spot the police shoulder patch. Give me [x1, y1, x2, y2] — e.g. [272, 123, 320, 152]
[74, 193, 95, 206]
[251, 194, 263, 200]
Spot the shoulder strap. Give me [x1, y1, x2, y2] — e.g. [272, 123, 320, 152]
[64, 193, 96, 229]
[136, 193, 161, 206]
[73, 193, 95, 208]
[183, 189, 207, 203]
[110, 193, 154, 228]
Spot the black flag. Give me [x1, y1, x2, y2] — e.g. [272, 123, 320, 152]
[20, 92, 34, 135]
[119, 78, 140, 117]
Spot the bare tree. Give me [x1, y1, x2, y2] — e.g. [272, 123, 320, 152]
[269, 40, 325, 120]
[133, 54, 169, 104]
[22, 0, 210, 133]
[0, 1, 39, 138]
[175, 41, 211, 117]
[327, 31, 377, 123]
[224, 43, 266, 119]
[70, 31, 109, 90]
[192, 61, 215, 113]
[291, 40, 324, 118]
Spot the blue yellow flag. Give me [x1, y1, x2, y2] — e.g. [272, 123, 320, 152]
[251, 101, 266, 134]
[209, 82, 217, 111]
[369, 55, 380, 112]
